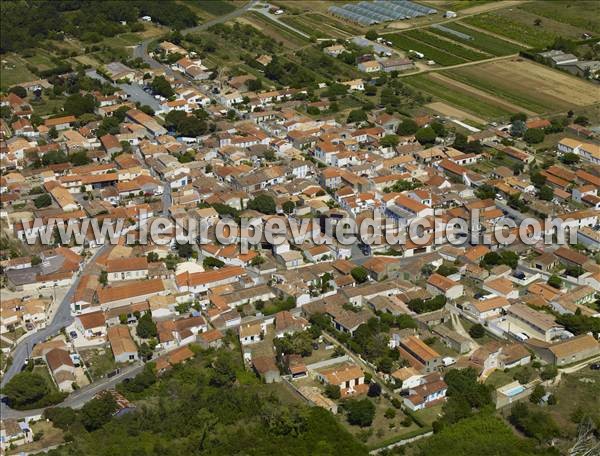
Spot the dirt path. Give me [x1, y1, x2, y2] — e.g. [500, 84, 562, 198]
[458, 0, 528, 16]
[428, 71, 537, 115]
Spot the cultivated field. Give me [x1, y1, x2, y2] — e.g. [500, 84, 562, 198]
[463, 12, 558, 48]
[403, 73, 515, 121]
[425, 101, 487, 125]
[445, 59, 600, 114]
[518, 0, 600, 34]
[428, 22, 525, 56]
[387, 33, 466, 66]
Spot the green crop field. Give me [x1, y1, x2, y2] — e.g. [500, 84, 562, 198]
[403, 74, 514, 120]
[429, 23, 525, 56]
[463, 12, 557, 48]
[403, 29, 489, 60]
[387, 33, 466, 66]
[191, 0, 236, 16]
[280, 16, 328, 39]
[306, 13, 363, 36]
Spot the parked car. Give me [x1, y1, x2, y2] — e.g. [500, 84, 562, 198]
[69, 330, 78, 339]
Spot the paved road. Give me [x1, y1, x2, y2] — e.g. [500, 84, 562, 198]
[250, 6, 310, 39]
[86, 69, 162, 112]
[1, 362, 144, 420]
[133, 0, 258, 72]
[1, 245, 110, 389]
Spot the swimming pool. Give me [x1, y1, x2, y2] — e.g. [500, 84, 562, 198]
[504, 385, 525, 397]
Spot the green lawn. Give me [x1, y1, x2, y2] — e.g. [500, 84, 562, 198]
[80, 348, 118, 380]
[1, 54, 38, 89]
[33, 365, 58, 392]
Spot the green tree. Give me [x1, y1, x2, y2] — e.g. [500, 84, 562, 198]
[2, 372, 49, 408]
[380, 134, 399, 148]
[282, 200, 295, 214]
[324, 384, 341, 400]
[63, 93, 96, 116]
[345, 398, 375, 427]
[468, 324, 485, 339]
[523, 128, 544, 144]
[136, 312, 157, 339]
[150, 75, 174, 98]
[247, 194, 276, 214]
[415, 126, 437, 144]
[70, 151, 90, 166]
[34, 193, 52, 208]
[203, 257, 225, 269]
[80, 394, 118, 431]
[9, 85, 27, 98]
[365, 30, 378, 41]
[351, 266, 369, 284]
[347, 109, 367, 124]
[538, 185, 554, 201]
[547, 274, 562, 289]
[396, 119, 418, 136]
[529, 384, 545, 404]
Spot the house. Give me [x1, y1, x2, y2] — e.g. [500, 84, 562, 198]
[380, 58, 414, 73]
[324, 44, 345, 57]
[431, 324, 471, 354]
[74, 311, 107, 340]
[155, 346, 195, 375]
[96, 278, 166, 310]
[466, 296, 510, 321]
[482, 277, 518, 299]
[506, 304, 564, 342]
[316, 362, 367, 397]
[0, 420, 33, 452]
[546, 334, 600, 366]
[239, 320, 264, 345]
[45, 348, 76, 392]
[397, 335, 442, 373]
[106, 257, 149, 282]
[426, 273, 464, 300]
[197, 328, 224, 349]
[274, 310, 309, 338]
[107, 325, 138, 363]
[358, 60, 381, 73]
[403, 372, 447, 411]
[252, 356, 281, 383]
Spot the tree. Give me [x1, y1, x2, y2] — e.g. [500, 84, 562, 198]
[48, 126, 58, 139]
[573, 115, 589, 126]
[324, 384, 341, 400]
[34, 193, 52, 208]
[345, 398, 375, 427]
[63, 93, 96, 116]
[150, 75, 174, 98]
[475, 184, 496, 200]
[365, 30, 378, 41]
[247, 194, 276, 214]
[347, 109, 367, 124]
[430, 121, 446, 137]
[538, 185, 554, 201]
[510, 112, 527, 122]
[136, 312, 157, 339]
[397, 119, 418, 136]
[523, 128, 544, 144]
[70, 150, 90, 166]
[203, 257, 224, 269]
[99, 270, 108, 286]
[547, 274, 562, 289]
[560, 152, 580, 165]
[529, 385, 545, 404]
[534, 18, 542, 26]
[175, 242, 193, 258]
[351, 266, 369, 284]
[468, 324, 485, 339]
[540, 365, 558, 381]
[415, 126, 437, 144]
[8, 85, 27, 98]
[2, 372, 49, 408]
[247, 78, 262, 92]
[282, 200, 295, 214]
[510, 120, 526, 137]
[380, 134, 399, 148]
[367, 382, 382, 397]
[80, 394, 118, 431]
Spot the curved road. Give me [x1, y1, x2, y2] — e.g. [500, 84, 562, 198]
[1, 245, 110, 389]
